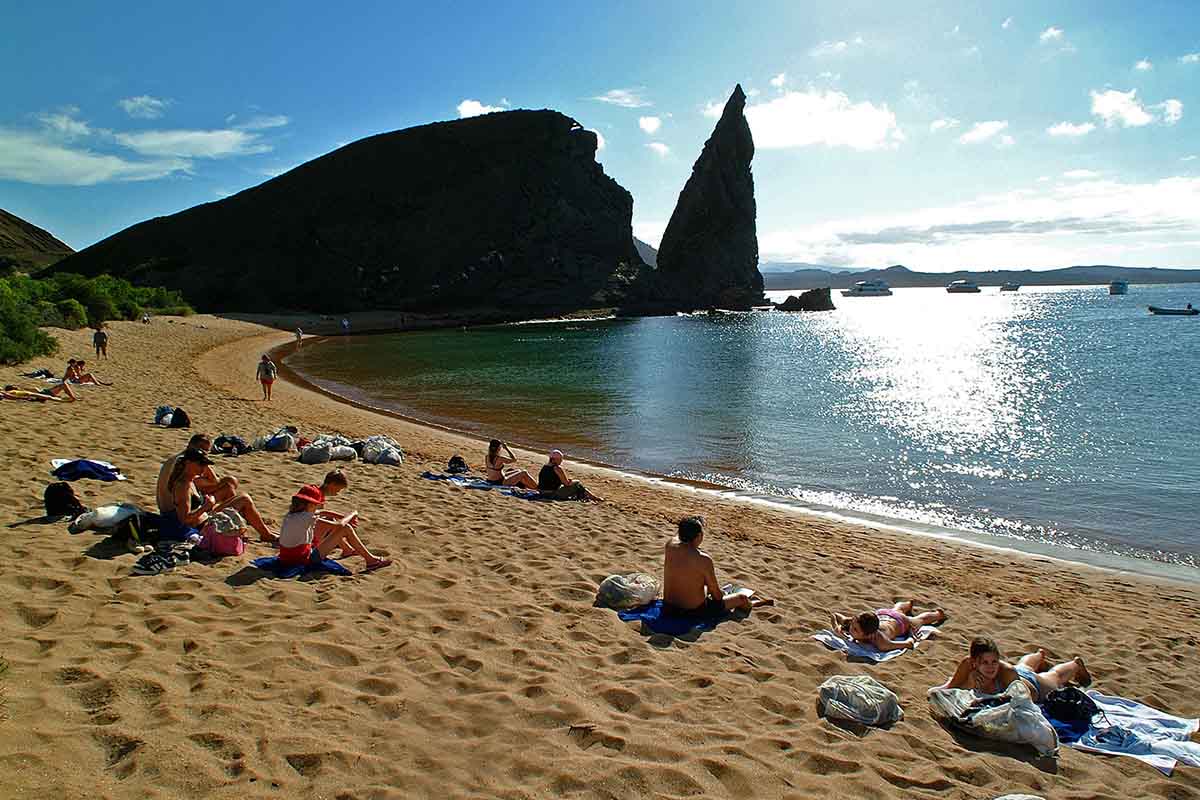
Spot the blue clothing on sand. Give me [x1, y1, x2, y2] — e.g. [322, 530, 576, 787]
[251, 555, 352, 579]
[51, 459, 124, 482]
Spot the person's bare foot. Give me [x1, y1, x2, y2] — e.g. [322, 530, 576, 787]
[751, 597, 775, 609]
[1073, 656, 1093, 687]
[259, 532, 279, 544]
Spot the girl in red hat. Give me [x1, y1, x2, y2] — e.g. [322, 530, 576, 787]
[278, 484, 391, 572]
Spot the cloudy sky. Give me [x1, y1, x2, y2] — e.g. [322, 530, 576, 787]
[2, 1, 1198, 270]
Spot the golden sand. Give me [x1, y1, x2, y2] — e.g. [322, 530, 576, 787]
[1, 316, 1197, 799]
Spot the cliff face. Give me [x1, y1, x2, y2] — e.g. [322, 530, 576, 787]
[0, 208, 73, 272]
[49, 111, 646, 313]
[653, 85, 763, 310]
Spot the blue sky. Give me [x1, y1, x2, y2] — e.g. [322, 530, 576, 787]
[2, 1, 1198, 271]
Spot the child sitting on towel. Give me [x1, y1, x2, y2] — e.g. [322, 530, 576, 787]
[279, 484, 390, 572]
[831, 601, 946, 652]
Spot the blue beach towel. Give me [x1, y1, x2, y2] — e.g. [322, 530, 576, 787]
[420, 471, 548, 501]
[251, 555, 352, 579]
[812, 625, 936, 662]
[617, 600, 732, 636]
[50, 458, 127, 482]
[1044, 691, 1200, 775]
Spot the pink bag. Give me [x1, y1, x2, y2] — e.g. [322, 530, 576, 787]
[199, 510, 246, 556]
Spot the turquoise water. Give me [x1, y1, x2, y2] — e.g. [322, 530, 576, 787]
[287, 285, 1200, 571]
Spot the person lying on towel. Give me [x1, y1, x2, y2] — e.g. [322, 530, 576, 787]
[663, 516, 773, 616]
[830, 601, 946, 653]
[937, 636, 1092, 702]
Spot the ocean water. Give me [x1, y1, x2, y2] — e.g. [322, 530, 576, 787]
[286, 284, 1200, 574]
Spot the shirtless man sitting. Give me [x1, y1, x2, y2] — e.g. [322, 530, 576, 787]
[662, 516, 773, 615]
[155, 433, 239, 512]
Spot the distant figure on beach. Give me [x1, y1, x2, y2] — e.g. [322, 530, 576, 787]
[93, 326, 108, 359]
[663, 516, 773, 615]
[279, 484, 390, 572]
[156, 433, 240, 512]
[937, 636, 1092, 701]
[256, 354, 277, 401]
[64, 359, 111, 386]
[295, 328, 303, 348]
[341, 318, 350, 335]
[538, 449, 603, 501]
[486, 439, 538, 489]
[141, 313, 151, 324]
[161, 448, 278, 542]
[831, 601, 947, 652]
[2, 383, 74, 402]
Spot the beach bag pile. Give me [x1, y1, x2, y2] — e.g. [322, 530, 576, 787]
[361, 434, 404, 466]
[298, 434, 359, 464]
[928, 681, 1059, 757]
[595, 573, 661, 609]
[818, 675, 903, 726]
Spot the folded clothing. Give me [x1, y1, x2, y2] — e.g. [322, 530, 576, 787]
[1050, 691, 1200, 775]
[50, 458, 126, 482]
[811, 625, 935, 662]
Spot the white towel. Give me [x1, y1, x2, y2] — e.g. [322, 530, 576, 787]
[812, 626, 935, 662]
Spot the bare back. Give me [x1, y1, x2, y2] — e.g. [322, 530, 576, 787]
[662, 539, 722, 610]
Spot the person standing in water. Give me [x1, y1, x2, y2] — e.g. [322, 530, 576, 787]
[256, 354, 278, 401]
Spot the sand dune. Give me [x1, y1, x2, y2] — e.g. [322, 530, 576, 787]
[1, 316, 1198, 799]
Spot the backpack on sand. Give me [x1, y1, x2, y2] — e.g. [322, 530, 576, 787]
[1041, 686, 1102, 726]
[44, 482, 87, 519]
[447, 455, 470, 474]
[168, 407, 191, 429]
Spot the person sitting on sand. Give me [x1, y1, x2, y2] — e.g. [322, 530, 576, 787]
[937, 636, 1092, 702]
[663, 516, 773, 615]
[831, 601, 947, 652]
[2, 384, 73, 402]
[316, 469, 361, 555]
[485, 439, 538, 490]
[156, 433, 240, 511]
[538, 449, 603, 501]
[163, 448, 277, 542]
[279, 484, 390, 572]
[64, 359, 112, 386]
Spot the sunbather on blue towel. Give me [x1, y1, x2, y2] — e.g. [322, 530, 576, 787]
[662, 516, 773, 616]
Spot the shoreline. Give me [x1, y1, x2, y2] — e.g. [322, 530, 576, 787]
[279, 331, 1200, 587]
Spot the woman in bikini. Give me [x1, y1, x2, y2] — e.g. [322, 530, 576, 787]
[831, 600, 947, 652]
[164, 448, 278, 542]
[937, 636, 1092, 701]
[484, 439, 538, 490]
[64, 359, 111, 385]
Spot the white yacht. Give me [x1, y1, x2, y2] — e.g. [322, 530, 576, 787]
[840, 280, 893, 297]
[1109, 280, 1129, 295]
[946, 279, 981, 293]
[1000, 282, 1020, 292]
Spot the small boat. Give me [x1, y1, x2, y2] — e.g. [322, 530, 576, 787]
[946, 279, 981, 294]
[840, 280, 893, 297]
[1148, 305, 1198, 316]
[1109, 280, 1128, 295]
[1000, 282, 1020, 292]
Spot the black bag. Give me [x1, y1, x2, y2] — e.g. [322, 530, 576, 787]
[447, 454, 470, 474]
[44, 482, 87, 519]
[213, 434, 249, 456]
[168, 407, 191, 428]
[1042, 686, 1100, 725]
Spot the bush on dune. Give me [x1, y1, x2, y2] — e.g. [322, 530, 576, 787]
[0, 272, 193, 364]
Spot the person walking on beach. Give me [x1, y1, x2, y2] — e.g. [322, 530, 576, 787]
[256, 354, 278, 401]
[486, 439, 538, 489]
[538, 449, 603, 501]
[93, 326, 108, 359]
[663, 516, 773, 615]
[340, 318, 350, 335]
[295, 328, 303, 348]
[937, 636, 1092, 701]
[831, 601, 947, 653]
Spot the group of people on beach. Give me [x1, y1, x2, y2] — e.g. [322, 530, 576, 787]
[1, 357, 113, 403]
[484, 439, 604, 501]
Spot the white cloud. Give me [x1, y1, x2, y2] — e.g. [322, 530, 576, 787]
[115, 129, 270, 158]
[1183, 155, 1198, 162]
[1180, 53, 1200, 64]
[997, 134, 1016, 148]
[1135, 59, 1153, 71]
[961, 45, 981, 57]
[118, 95, 170, 119]
[1063, 169, 1101, 179]
[741, 88, 903, 150]
[1090, 89, 1153, 127]
[456, 99, 506, 118]
[590, 88, 651, 108]
[930, 118, 960, 132]
[637, 116, 661, 134]
[1039, 26, 1064, 43]
[234, 114, 289, 130]
[1047, 121, 1096, 137]
[958, 120, 1008, 144]
[36, 109, 91, 138]
[1001, 16, 1014, 29]
[769, 72, 787, 89]
[646, 142, 670, 157]
[0, 127, 188, 185]
[1157, 99, 1183, 125]
[810, 35, 864, 58]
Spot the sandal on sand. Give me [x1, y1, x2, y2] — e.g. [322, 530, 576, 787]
[364, 559, 392, 573]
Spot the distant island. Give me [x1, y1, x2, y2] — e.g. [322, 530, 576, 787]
[761, 263, 1200, 290]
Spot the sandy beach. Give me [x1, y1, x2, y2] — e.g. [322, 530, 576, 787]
[1, 315, 1198, 800]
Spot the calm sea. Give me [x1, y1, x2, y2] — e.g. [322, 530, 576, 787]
[286, 284, 1200, 577]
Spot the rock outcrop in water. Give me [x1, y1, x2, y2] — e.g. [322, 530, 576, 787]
[775, 288, 834, 312]
[49, 111, 645, 314]
[653, 85, 763, 311]
[0, 208, 73, 273]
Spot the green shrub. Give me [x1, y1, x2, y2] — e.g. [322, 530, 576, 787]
[34, 300, 65, 327]
[56, 298, 89, 329]
[0, 282, 59, 364]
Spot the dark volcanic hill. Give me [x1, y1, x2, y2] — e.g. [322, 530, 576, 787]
[49, 111, 647, 313]
[0, 208, 73, 272]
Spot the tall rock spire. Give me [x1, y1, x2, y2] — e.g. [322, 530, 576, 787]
[655, 84, 763, 310]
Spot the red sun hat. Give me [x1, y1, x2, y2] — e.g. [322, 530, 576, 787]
[292, 484, 325, 505]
